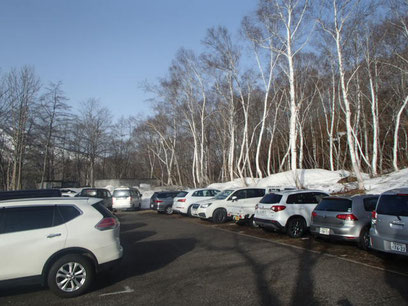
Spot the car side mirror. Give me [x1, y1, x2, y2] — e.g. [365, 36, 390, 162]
[232, 196, 238, 202]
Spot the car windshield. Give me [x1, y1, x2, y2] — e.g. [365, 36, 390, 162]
[113, 190, 130, 197]
[377, 194, 408, 217]
[315, 198, 352, 212]
[260, 193, 282, 204]
[176, 191, 188, 197]
[214, 190, 234, 200]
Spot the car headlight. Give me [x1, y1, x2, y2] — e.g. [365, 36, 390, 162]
[200, 203, 212, 208]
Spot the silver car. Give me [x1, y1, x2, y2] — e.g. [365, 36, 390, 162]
[370, 188, 408, 256]
[311, 194, 379, 250]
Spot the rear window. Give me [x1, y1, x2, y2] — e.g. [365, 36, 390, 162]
[92, 201, 114, 218]
[81, 189, 98, 197]
[260, 194, 283, 204]
[315, 198, 352, 212]
[176, 191, 188, 197]
[377, 194, 408, 217]
[113, 190, 130, 197]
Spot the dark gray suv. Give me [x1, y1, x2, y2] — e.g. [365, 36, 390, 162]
[150, 191, 182, 215]
[370, 188, 408, 256]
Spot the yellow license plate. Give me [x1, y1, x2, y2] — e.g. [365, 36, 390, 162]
[234, 215, 240, 221]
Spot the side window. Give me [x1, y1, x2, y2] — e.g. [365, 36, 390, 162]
[232, 190, 246, 200]
[363, 197, 378, 212]
[193, 191, 203, 197]
[286, 194, 304, 204]
[247, 189, 264, 198]
[302, 192, 318, 204]
[209, 190, 218, 196]
[3, 206, 55, 234]
[57, 206, 81, 223]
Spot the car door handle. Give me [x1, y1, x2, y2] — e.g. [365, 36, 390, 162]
[47, 233, 62, 238]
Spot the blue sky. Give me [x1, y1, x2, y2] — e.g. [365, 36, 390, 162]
[0, 0, 257, 119]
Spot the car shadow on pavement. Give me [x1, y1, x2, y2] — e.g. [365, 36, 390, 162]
[380, 252, 408, 303]
[93, 237, 197, 291]
[119, 222, 148, 233]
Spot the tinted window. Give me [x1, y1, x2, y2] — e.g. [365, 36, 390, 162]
[176, 191, 188, 197]
[192, 190, 203, 197]
[377, 195, 408, 217]
[286, 194, 304, 204]
[92, 201, 115, 218]
[232, 190, 246, 200]
[363, 197, 378, 211]
[113, 190, 130, 197]
[58, 206, 81, 223]
[260, 193, 283, 204]
[3, 206, 55, 234]
[209, 190, 219, 196]
[315, 198, 352, 212]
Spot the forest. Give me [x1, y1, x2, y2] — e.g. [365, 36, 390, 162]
[0, 0, 407, 190]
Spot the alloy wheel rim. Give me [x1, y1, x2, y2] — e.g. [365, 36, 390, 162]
[56, 262, 87, 292]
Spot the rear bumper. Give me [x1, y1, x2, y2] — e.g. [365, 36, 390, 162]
[310, 224, 362, 240]
[254, 217, 284, 230]
[98, 257, 123, 272]
[370, 229, 408, 256]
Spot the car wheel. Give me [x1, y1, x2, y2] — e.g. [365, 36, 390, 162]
[249, 217, 259, 228]
[286, 217, 306, 238]
[165, 206, 173, 215]
[359, 226, 370, 250]
[47, 254, 95, 298]
[213, 208, 227, 224]
[187, 205, 193, 217]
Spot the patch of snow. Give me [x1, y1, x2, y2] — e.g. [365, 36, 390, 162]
[364, 168, 408, 194]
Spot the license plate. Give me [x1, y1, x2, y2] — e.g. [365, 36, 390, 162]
[390, 242, 407, 253]
[233, 215, 241, 221]
[319, 227, 330, 235]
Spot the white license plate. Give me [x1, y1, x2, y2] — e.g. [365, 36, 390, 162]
[319, 227, 330, 235]
[390, 242, 407, 253]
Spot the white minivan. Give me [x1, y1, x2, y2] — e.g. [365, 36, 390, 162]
[112, 187, 142, 210]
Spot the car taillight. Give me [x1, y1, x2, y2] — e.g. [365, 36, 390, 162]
[155, 200, 163, 203]
[336, 214, 358, 221]
[95, 217, 118, 231]
[178, 199, 186, 202]
[271, 205, 286, 212]
[371, 210, 377, 225]
[312, 211, 317, 218]
[255, 204, 259, 210]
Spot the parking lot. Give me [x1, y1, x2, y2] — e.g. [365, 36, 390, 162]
[1, 210, 408, 305]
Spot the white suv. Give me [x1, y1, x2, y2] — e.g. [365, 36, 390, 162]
[172, 189, 220, 216]
[195, 188, 266, 224]
[0, 197, 123, 298]
[254, 190, 328, 238]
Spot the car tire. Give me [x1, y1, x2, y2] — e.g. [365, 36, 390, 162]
[213, 208, 227, 224]
[47, 254, 95, 298]
[286, 217, 306, 238]
[187, 205, 193, 217]
[165, 206, 173, 215]
[359, 226, 370, 250]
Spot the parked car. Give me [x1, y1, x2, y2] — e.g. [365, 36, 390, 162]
[172, 189, 220, 216]
[370, 188, 408, 256]
[150, 191, 181, 215]
[0, 197, 123, 298]
[227, 189, 271, 226]
[112, 187, 142, 210]
[0, 189, 62, 201]
[310, 194, 379, 249]
[77, 188, 112, 211]
[195, 188, 266, 224]
[254, 190, 329, 238]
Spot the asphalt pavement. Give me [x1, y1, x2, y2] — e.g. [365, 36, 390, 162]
[1, 210, 407, 305]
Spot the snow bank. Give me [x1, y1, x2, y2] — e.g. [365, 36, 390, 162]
[364, 168, 408, 194]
